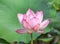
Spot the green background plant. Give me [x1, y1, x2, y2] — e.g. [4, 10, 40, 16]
[0, 0, 60, 43]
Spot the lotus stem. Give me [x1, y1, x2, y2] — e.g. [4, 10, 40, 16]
[31, 33, 33, 44]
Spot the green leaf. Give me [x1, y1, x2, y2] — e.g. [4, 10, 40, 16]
[0, 38, 9, 44]
[48, 9, 56, 18]
[33, 32, 40, 40]
[38, 37, 53, 42]
[0, 0, 39, 43]
[0, 0, 52, 43]
[50, 12, 60, 30]
[44, 27, 52, 34]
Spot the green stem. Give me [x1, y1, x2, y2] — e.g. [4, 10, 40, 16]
[31, 33, 33, 44]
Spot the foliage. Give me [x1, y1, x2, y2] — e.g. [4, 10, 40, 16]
[0, 0, 60, 44]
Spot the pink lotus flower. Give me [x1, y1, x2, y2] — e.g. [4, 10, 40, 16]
[16, 9, 50, 34]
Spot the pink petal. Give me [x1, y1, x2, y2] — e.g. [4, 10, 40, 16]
[40, 19, 50, 29]
[26, 9, 34, 16]
[17, 13, 23, 23]
[36, 11, 43, 23]
[22, 19, 31, 30]
[32, 24, 40, 31]
[16, 29, 27, 34]
[29, 17, 40, 28]
[26, 9, 35, 19]
[23, 15, 29, 22]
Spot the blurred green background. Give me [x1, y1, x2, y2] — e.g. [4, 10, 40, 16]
[0, 0, 60, 44]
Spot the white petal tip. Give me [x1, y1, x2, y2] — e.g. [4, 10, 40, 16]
[36, 11, 43, 15]
[17, 13, 21, 16]
[39, 11, 43, 15]
[27, 8, 32, 12]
